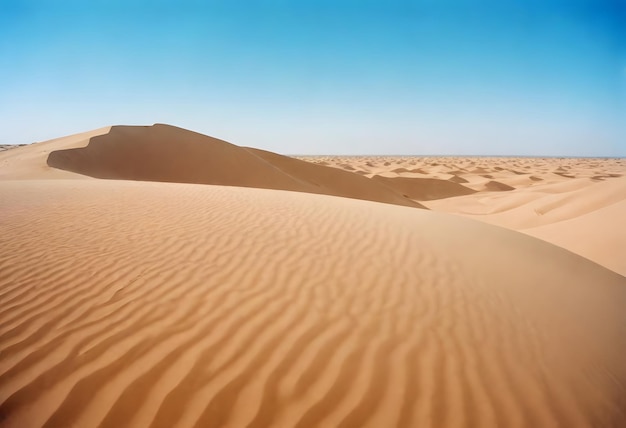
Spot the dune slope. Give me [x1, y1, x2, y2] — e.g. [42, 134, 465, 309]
[425, 174, 626, 275]
[525, 199, 626, 276]
[44, 124, 423, 208]
[299, 155, 625, 275]
[371, 175, 476, 200]
[0, 127, 111, 180]
[1, 179, 625, 428]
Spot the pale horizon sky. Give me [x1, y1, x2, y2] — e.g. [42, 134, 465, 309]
[1, 0, 624, 156]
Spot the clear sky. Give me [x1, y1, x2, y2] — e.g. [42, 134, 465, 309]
[1, 0, 624, 156]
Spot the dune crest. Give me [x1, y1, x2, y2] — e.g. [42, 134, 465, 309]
[371, 175, 476, 200]
[44, 124, 423, 209]
[484, 180, 515, 191]
[302, 156, 622, 275]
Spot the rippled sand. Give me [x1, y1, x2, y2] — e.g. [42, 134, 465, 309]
[1, 126, 625, 427]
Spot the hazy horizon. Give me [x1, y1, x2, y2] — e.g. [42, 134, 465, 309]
[1, 0, 624, 156]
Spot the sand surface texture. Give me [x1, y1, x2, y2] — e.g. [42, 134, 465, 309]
[302, 155, 626, 276]
[1, 125, 625, 427]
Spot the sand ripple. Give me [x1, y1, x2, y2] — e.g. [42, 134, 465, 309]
[1, 180, 625, 427]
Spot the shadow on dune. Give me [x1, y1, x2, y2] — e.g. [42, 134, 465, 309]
[47, 124, 426, 209]
[484, 181, 516, 191]
[371, 175, 477, 201]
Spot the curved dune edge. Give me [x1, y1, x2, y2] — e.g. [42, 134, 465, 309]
[371, 175, 476, 200]
[484, 180, 515, 191]
[296, 155, 624, 275]
[44, 124, 424, 209]
[0, 126, 111, 180]
[524, 199, 626, 276]
[1, 179, 625, 428]
[449, 174, 469, 184]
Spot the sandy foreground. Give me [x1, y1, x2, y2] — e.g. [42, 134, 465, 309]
[1, 125, 625, 427]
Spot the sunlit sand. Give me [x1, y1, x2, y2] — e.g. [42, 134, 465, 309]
[1, 125, 624, 427]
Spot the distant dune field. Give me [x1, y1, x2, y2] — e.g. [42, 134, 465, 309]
[0, 125, 625, 427]
[303, 154, 626, 276]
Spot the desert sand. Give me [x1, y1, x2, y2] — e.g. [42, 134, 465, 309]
[302, 155, 626, 276]
[1, 125, 625, 427]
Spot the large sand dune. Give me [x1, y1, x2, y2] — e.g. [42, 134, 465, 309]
[371, 175, 477, 200]
[524, 196, 626, 275]
[42, 124, 423, 209]
[0, 127, 111, 180]
[1, 126, 625, 427]
[1, 179, 625, 427]
[302, 155, 625, 275]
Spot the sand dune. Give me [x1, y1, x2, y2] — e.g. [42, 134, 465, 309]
[301, 155, 625, 275]
[449, 174, 469, 184]
[525, 198, 626, 275]
[1, 179, 625, 428]
[1, 129, 624, 427]
[0, 127, 111, 180]
[427, 175, 626, 230]
[371, 175, 476, 200]
[42, 124, 423, 209]
[484, 180, 515, 192]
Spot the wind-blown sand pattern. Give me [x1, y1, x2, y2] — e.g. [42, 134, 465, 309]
[302, 155, 626, 276]
[1, 126, 625, 427]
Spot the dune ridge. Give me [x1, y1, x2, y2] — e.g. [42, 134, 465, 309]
[43, 124, 424, 209]
[425, 174, 626, 276]
[484, 180, 515, 192]
[1, 179, 625, 427]
[0, 127, 111, 180]
[371, 175, 477, 200]
[298, 155, 624, 275]
[524, 196, 626, 275]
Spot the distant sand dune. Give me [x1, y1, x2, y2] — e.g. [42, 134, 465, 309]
[484, 180, 515, 192]
[0, 126, 111, 180]
[1, 180, 625, 427]
[298, 155, 625, 275]
[371, 175, 477, 200]
[449, 175, 469, 184]
[429, 175, 626, 230]
[525, 198, 626, 275]
[45, 124, 423, 209]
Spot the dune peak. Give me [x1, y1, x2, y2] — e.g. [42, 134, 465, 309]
[44, 124, 424, 209]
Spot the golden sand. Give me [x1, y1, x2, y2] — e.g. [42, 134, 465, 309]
[1, 125, 624, 427]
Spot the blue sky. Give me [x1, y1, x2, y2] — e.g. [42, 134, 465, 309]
[1, 0, 624, 155]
